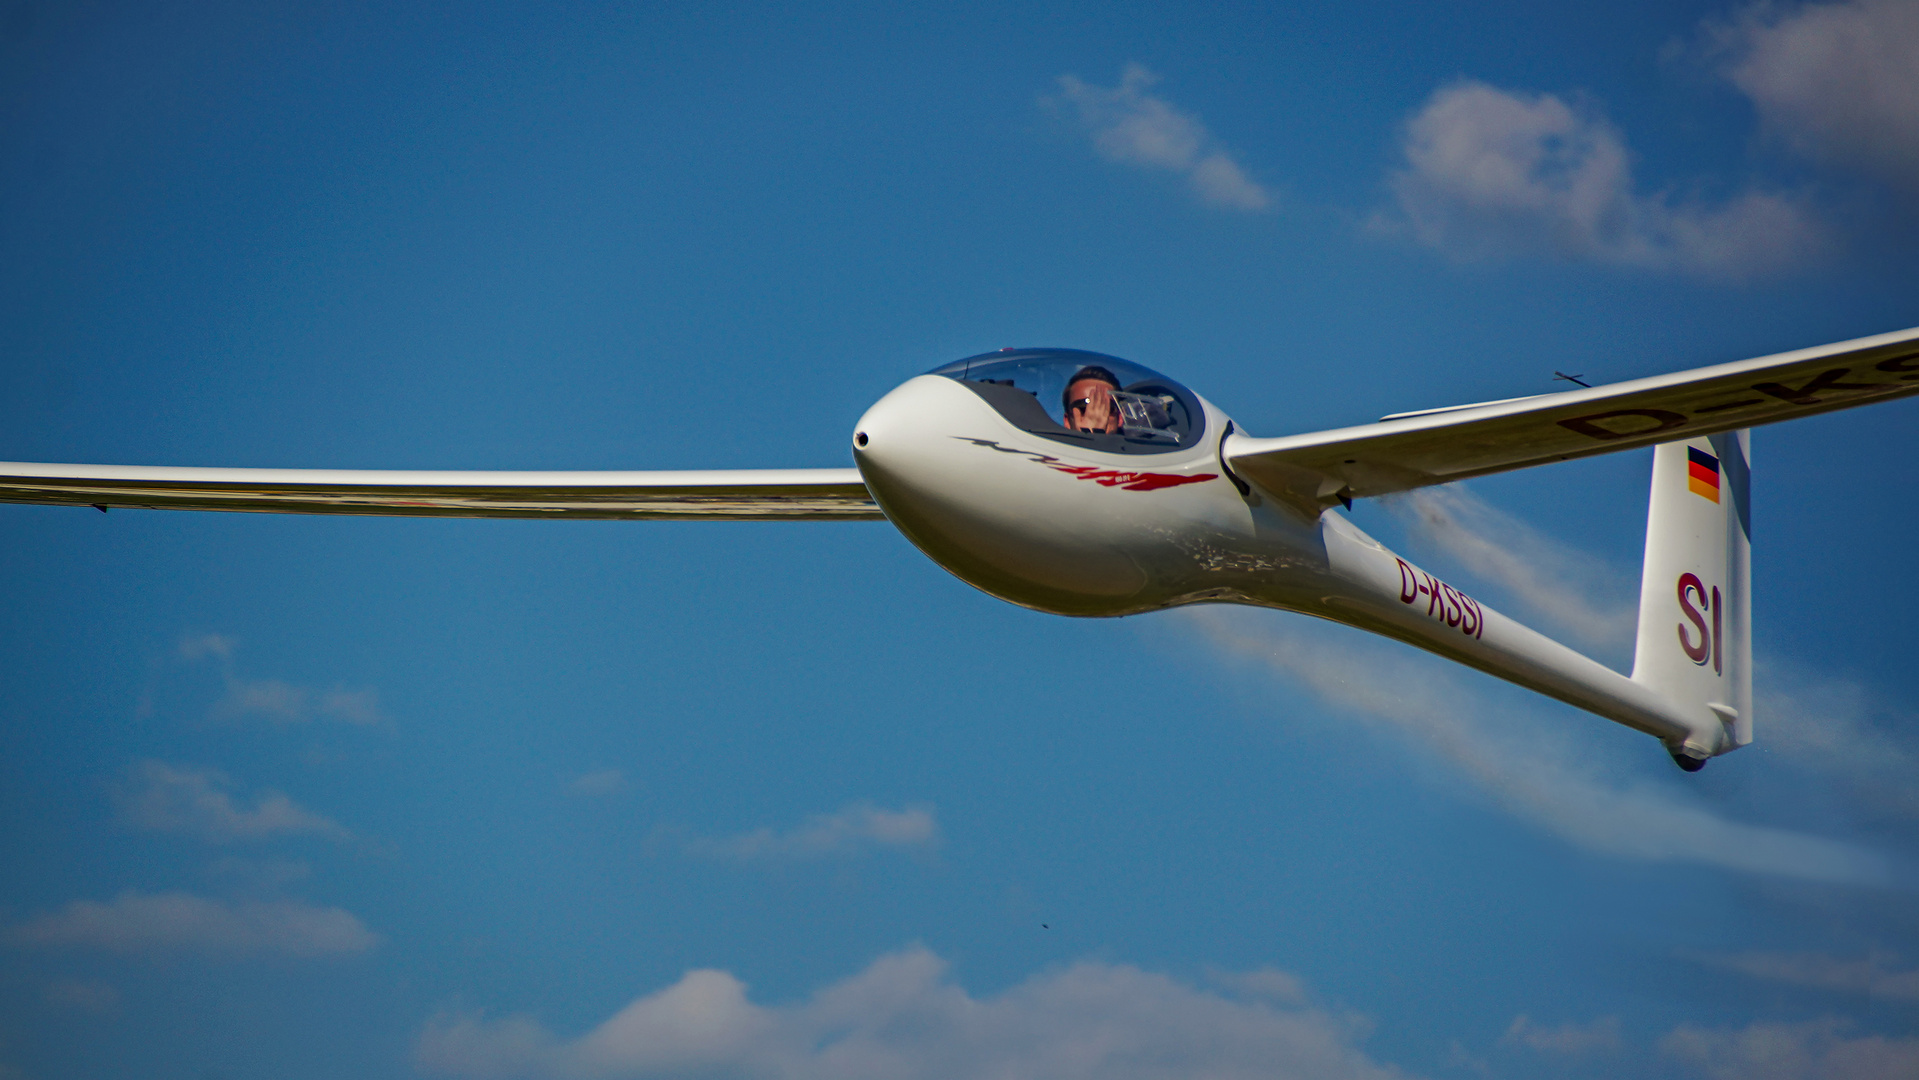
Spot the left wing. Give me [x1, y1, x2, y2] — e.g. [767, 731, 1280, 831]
[0, 464, 881, 520]
[1226, 325, 1919, 514]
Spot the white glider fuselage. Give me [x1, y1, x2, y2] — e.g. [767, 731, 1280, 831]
[13, 328, 1914, 767]
[853, 372, 1726, 758]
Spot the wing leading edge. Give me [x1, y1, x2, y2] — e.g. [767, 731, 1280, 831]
[0, 464, 881, 521]
[1226, 325, 1919, 514]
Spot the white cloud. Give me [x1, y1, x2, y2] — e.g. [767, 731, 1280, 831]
[1382, 80, 1823, 277]
[1206, 965, 1311, 1005]
[212, 677, 309, 723]
[1692, 950, 1919, 1002]
[177, 632, 235, 662]
[673, 802, 938, 861]
[1713, 0, 1919, 198]
[1190, 152, 1270, 211]
[1662, 1017, 1919, 1080]
[416, 946, 1412, 1080]
[6, 890, 378, 957]
[179, 632, 382, 726]
[1500, 1014, 1621, 1055]
[1388, 486, 1637, 655]
[1051, 63, 1271, 211]
[319, 687, 383, 725]
[1442, 1039, 1491, 1076]
[1183, 607, 1892, 885]
[1257, 481, 1919, 881]
[1393, 487, 1919, 829]
[1754, 660, 1919, 822]
[214, 679, 380, 725]
[569, 769, 626, 797]
[120, 760, 351, 843]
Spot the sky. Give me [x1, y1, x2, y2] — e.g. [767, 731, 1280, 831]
[2, 1, 1918, 1077]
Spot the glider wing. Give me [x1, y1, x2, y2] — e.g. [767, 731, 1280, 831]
[0, 464, 881, 521]
[1225, 325, 1919, 514]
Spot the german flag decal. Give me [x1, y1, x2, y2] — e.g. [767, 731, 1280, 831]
[1687, 446, 1720, 503]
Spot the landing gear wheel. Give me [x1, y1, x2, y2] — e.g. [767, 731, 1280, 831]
[1667, 747, 1708, 772]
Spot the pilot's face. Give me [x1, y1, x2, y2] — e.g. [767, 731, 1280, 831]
[1065, 379, 1121, 433]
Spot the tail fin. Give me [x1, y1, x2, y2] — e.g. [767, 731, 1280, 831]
[1631, 431, 1752, 763]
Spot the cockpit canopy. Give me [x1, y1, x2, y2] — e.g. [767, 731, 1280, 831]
[927, 348, 1205, 455]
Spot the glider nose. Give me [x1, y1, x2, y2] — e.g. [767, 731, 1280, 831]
[849, 375, 950, 495]
[851, 376, 1154, 615]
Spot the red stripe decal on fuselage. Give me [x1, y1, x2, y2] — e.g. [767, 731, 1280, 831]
[954, 438, 1217, 491]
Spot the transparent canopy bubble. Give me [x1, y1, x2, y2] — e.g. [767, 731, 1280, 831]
[926, 348, 1205, 455]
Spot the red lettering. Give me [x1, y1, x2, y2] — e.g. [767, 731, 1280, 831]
[1711, 585, 1722, 676]
[1397, 563, 1487, 639]
[1677, 573, 1711, 664]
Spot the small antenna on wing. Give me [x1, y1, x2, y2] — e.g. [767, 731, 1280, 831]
[1553, 371, 1591, 388]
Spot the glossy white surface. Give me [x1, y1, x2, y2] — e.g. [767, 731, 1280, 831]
[9, 327, 1914, 763]
[0, 465, 879, 520]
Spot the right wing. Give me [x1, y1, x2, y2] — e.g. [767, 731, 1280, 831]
[0, 464, 881, 521]
[1225, 325, 1919, 515]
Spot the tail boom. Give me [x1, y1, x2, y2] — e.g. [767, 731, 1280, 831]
[1313, 515, 1730, 758]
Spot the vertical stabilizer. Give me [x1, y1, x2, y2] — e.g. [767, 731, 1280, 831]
[1631, 431, 1752, 764]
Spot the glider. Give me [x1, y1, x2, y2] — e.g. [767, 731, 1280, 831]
[6, 327, 1917, 770]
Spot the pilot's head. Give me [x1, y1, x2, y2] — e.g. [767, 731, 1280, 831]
[1063, 366, 1123, 434]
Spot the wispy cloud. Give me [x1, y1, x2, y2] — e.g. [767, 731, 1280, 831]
[1050, 63, 1272, 211]
[179, 633, 383, 727]
[1322, 482, 1919, 881]
[1388, 486, 1919, 830]
[1501, 1015, 1621, 1055]
[1692, 950, 1919, 1003]
[416, 946, 1407, 1080]
[1709, 0, 1919, 202]
[6, 890, 378, 958]
[1662, 1016, 1919, 1080]
[1755, 660, 1919, 822]
[1378, 80, 1824, 278]
[568, 769, 625, 797]
[1184, 607, 1892, 885]
[318, 687, 382, 725]
[211, 676, 309, 723]
[177, 633, 236, 662]
[1387, 486, 1637, 655]
[1205, 965, 1311, 1005]
[119, 760, 351, 844]
[211, 680, 384, 726]
[669, 803, 939, 861]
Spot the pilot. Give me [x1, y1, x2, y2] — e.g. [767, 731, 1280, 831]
[1063, 366, 1124, 434]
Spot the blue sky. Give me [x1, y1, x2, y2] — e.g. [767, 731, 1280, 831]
[3, 2, 1918, 1077]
